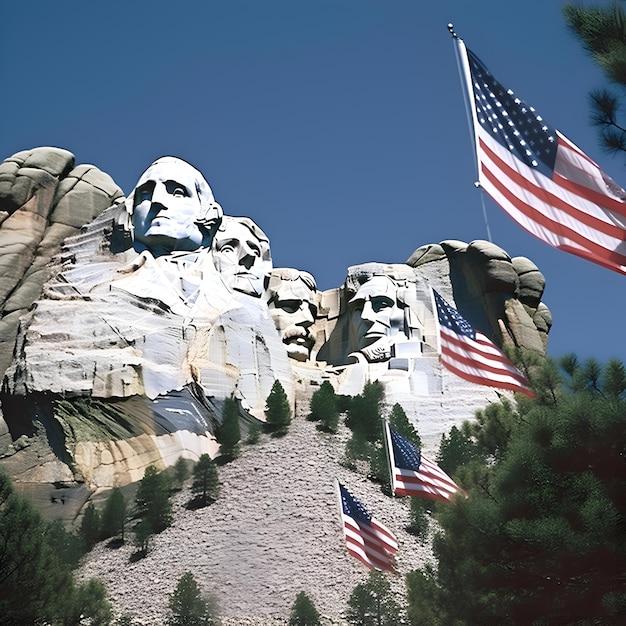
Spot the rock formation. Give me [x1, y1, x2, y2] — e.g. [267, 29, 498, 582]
[0, 147, 551, 522]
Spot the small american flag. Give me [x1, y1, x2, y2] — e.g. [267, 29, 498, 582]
[433, 289, 535, 398]
[338, 482, 398, 571]
[456, 37, 626, 275]
[384, 423, 463, 503]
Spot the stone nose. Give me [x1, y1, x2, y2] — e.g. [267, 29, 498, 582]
[360, 300, 377, 324]
[239, 252, 256, 270]
[151, 182, 169, 208]
[294, 303, 314, 327]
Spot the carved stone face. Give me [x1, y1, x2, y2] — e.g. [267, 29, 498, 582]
[348, 275, 406, 360]
[131, 159, 213, 255]
[212, 218, 271, 298]
[268, 275, 318, 361]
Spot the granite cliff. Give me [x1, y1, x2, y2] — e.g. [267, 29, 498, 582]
[0, 147, 551, 528]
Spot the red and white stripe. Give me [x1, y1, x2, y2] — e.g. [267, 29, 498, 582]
[392, 454, 463, 503]
[459, 39, 626, 275]
[440, 323, 536, 398]
[342, 513, 398, 572]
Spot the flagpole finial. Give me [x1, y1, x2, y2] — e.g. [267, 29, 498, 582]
[447, 23, 458, 38]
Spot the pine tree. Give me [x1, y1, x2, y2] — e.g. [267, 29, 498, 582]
[167, 571, 217, 626]
[345, 381, 384, 443]
[406, 356, 626, 624]
[389, 403, 420, 447]
[64, 578, 113, 626]
[406, 496, 432, 543]
[308, 380, 339, 433]
[346, 570, 404, 625]
[100, 487, 126, 542]
[0, 471, 111, 624]
[80, 501, 101, 549]
[134, 464, 172, 534]
[46, 518, 85, 570]
[288, 591, 322, 626]
[219, 396, 241, 460]
[563, 2, 626, 157]
[436, 424, 479, 477]
[132, 518, 152, 557]
[190, 454, 220, 508]
[173, 456, 190, 489]
[264, 380, 291, 436]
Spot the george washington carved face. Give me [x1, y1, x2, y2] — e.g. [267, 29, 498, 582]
[130, 157, 222, 256]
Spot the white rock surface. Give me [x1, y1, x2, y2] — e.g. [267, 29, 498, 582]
[78, 403, 435, 625]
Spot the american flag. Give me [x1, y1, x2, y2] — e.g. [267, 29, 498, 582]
[384, 423, 463, 503]
[456, 37, 626, 275]
[433, 289, 535, 398]
[337, 482, 398, 571]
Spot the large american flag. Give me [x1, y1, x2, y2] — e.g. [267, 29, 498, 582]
[384, 423, 463, 503]
[338, 482, 398, 571]
[433, 289, 535, 398]
[457, 37, 626, 275]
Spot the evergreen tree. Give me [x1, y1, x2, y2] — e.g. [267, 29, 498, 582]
[368, 442, 389, 486]
[246, 421, 261, 445]
[406, 496, 431, 543]
[46, 518, 85, 569]
[167, 571, 217, 626]
[345, 380, 385, 443]
[308, 380, 339, 433]
[100, 487, 126, 542]
[132, 518, 152, 557]
[134, 464, 172, 534]
[288, 591, 322, 626]
[173, 456, 191, 489]
[190, 454, 220, 508]
[346, 570, 404, 626]
[436, 424, 479, 477]
[264, 380, 291, 436]
[80, 501, 101, 549]
[219, 396, 241, 459]
[0, 471, 111, 625]
[344, 427, 373, 464]
[406, 356, 626, 624]
[563, 2, 626, 157]
[389, 403, 420, 447]
[64, 578, 113, 626]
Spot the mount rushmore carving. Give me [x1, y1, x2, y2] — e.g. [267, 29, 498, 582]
[0, 147, 551, 513]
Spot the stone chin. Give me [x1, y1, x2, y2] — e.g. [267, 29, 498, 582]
[285, 342, 311, 362]
[282, 328, 314, 361]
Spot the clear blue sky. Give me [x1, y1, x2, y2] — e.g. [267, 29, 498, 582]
[3, 0, 624, 365]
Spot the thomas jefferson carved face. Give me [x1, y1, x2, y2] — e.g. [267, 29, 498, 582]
[212, 217, 272, 298]
[268, 271, 318, 361]
[348, 275, 406, 361]
[130, 158, 222, 256]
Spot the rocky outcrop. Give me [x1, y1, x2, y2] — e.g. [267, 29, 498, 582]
[407, 239, 551, 352]
[0, 147, 123, 382]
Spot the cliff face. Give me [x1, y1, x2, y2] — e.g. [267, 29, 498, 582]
[0, 147, 551, 524]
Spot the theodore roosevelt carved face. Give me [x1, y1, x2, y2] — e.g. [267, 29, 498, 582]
[130, 157, 222, 256]
[267, 269, 318, 361]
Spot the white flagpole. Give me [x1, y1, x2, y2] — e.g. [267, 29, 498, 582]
[382, 420, 398, 497]
[428, 287, 442, 357]
[335, 478, 350, 554]
[449, 24, 493, 242]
